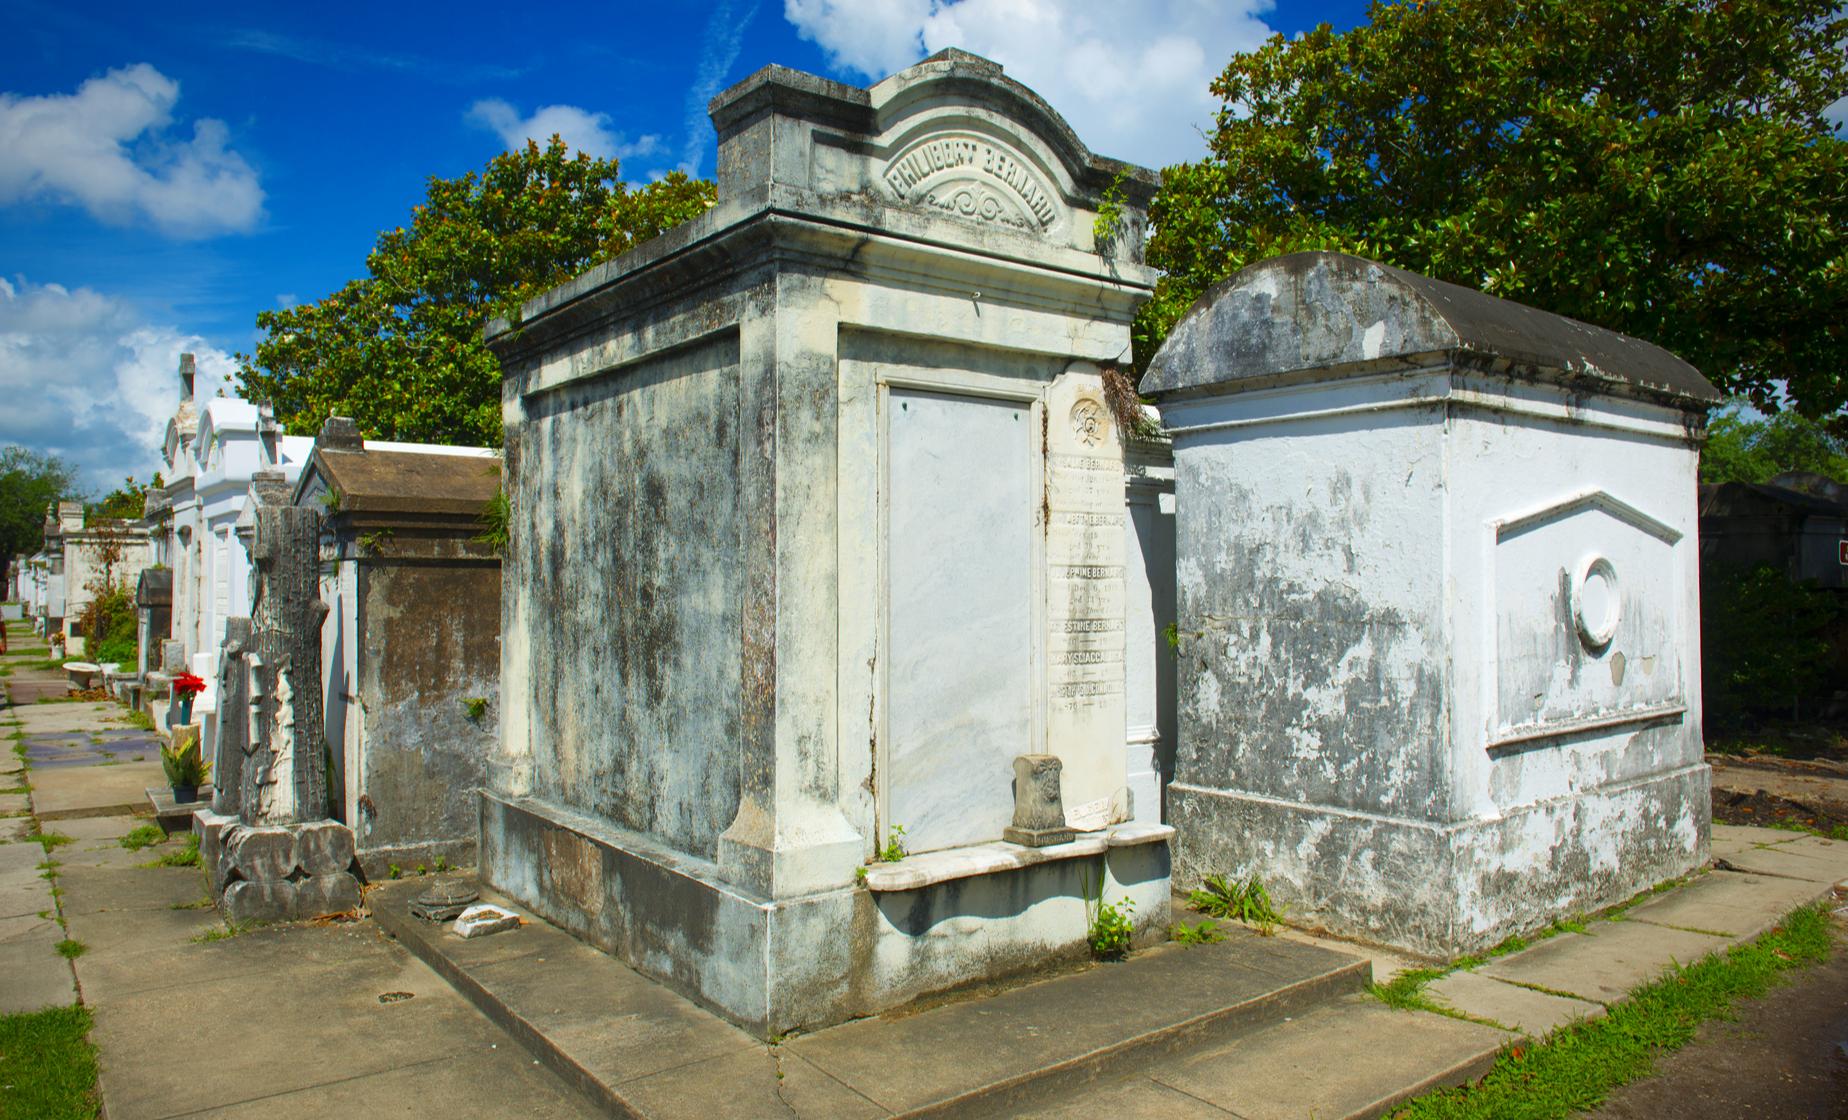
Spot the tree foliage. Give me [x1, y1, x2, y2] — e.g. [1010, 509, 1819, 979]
[1701, 404, 1848, 485]
[0, 446, 76, 578]
[1143, 0, 1848, 419]
[1702, 563, 1844, 725]
[238, 139, 716, 447]
[85, 475, 157, 525]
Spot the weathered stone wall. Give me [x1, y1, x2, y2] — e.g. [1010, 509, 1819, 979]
[485, 50, 1164, 1034]
[513, 330, 748, 860]
[356, 539, 500, 867]
[1170, 385, 1450, 822]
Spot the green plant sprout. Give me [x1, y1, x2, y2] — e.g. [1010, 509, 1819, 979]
[1189, 873, 1285, 935]
[876, 824, 908, 863]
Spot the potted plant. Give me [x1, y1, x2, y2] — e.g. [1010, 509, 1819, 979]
[161, 735, 211, 804]
[172, 670, 206, 726]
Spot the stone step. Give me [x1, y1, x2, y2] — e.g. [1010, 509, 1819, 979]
[372, 876, 1371, 1119]
[1016, 993, 1509, 1120]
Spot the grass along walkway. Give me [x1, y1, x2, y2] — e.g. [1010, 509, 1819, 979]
[1388, 902, 1836, 1118]
[0, 1005, 97, 1119]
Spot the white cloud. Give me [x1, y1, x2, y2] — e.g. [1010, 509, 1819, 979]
[787, 0, 934, 77]
[681, 0, 762, 175]
[0, 275, 233, 492]
[784, 0, 1277, 168]
[466, 98, 660, 162]
[0, 64, 264, 238]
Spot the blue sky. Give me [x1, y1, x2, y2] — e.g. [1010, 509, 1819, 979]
[1, 0, 1371, 493]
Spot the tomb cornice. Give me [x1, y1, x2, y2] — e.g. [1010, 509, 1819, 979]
[489, 197, 1151, 367]
[1157, 364, 1708, 446]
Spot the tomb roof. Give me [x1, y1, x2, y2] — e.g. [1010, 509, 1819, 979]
[1143, 251, 1719, 407]
[135, 566, 172, 608]
[302, 446, 500, 517]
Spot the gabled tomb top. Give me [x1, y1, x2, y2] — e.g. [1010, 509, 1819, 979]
[1143, 251, 1719, 407]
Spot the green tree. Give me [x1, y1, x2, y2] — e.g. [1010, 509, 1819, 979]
[238, 138, 716, 446]
[1143, 0, 1848, 419]
[1701, 405, 1848, 485]
[0, 447, 77, 596]
[85, 475, 158, 525]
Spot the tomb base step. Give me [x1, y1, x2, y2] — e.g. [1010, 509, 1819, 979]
[371, 874, 1371, 1119]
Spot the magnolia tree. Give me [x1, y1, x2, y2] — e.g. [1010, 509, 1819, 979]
[1141, 0, 1848, 421]
[238, 138, 716, 447]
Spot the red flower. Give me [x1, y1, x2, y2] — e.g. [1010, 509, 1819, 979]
[172, 671, 207, 699]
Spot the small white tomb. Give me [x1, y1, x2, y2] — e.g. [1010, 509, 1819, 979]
[1143, 251, 1719, 956]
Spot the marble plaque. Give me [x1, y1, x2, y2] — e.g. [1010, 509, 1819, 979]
[1042, 371, 1128, 826]
[885, 388, 1037, 854]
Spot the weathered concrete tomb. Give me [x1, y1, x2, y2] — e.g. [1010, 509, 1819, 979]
[292, 417, 502, 875]
[483, 50, 1175, 1033]
[1143, 251, 1719, 956]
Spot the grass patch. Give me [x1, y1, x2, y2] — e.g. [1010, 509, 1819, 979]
[27, 830, 73, 850]
[1171, 918, 1227, 945]
[1369, 965, 1452, 1011]
[118, 823, 163, 851]
[143, 833, 200, 868]
[1766, 817, 1848, 842]
[116, 709, 155, 733]
[0, 1004, 98, 1119]
[169, 897, 213, 911]
[53, 939, 85, 960]
[1187, 873, 1286, 935]
[1390, 903, 1834, 1119]
[193, 919, 259, 943]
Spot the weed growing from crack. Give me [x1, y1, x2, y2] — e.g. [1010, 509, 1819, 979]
[1188, 873, 1285, 935]
[142, 833, 200, 868]
[118, 823, 163, 851]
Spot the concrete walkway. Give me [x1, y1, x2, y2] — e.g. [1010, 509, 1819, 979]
[0, 615, 80, 1015]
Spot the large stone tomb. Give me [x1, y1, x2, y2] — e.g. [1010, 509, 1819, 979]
[483, 50, 1173, 1034]
[293, 417, 502, 875]
[1142, 251, 1719, 956]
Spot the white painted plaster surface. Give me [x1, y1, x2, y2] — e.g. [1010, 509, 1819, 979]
[1155, 271, 1711, 955]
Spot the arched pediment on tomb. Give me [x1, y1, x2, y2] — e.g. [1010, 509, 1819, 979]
[876, 130, 1063, 236]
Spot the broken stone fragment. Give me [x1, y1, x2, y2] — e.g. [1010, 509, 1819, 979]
[1003, 754, 1075, 848]
[294, 820, 356, 876]
[296, 872, 362, 916]
[222, 824, 296, 882]
[453, 904, 520, 939]
[411, 877, 480, 921]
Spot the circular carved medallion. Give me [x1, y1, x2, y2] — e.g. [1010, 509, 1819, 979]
[1572, 555, 1620, 650]
[1070, 399, 1107, 447]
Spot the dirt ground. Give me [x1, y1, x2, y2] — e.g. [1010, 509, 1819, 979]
[1590, 916, 1848, 1119]
[1710, 724, 1848, 836]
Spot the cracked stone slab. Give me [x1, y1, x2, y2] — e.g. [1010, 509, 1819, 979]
[1623, 871, 1828, 941]
[1426, 968, 1604, 1037]
[1478, 920, 1731, 1003]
